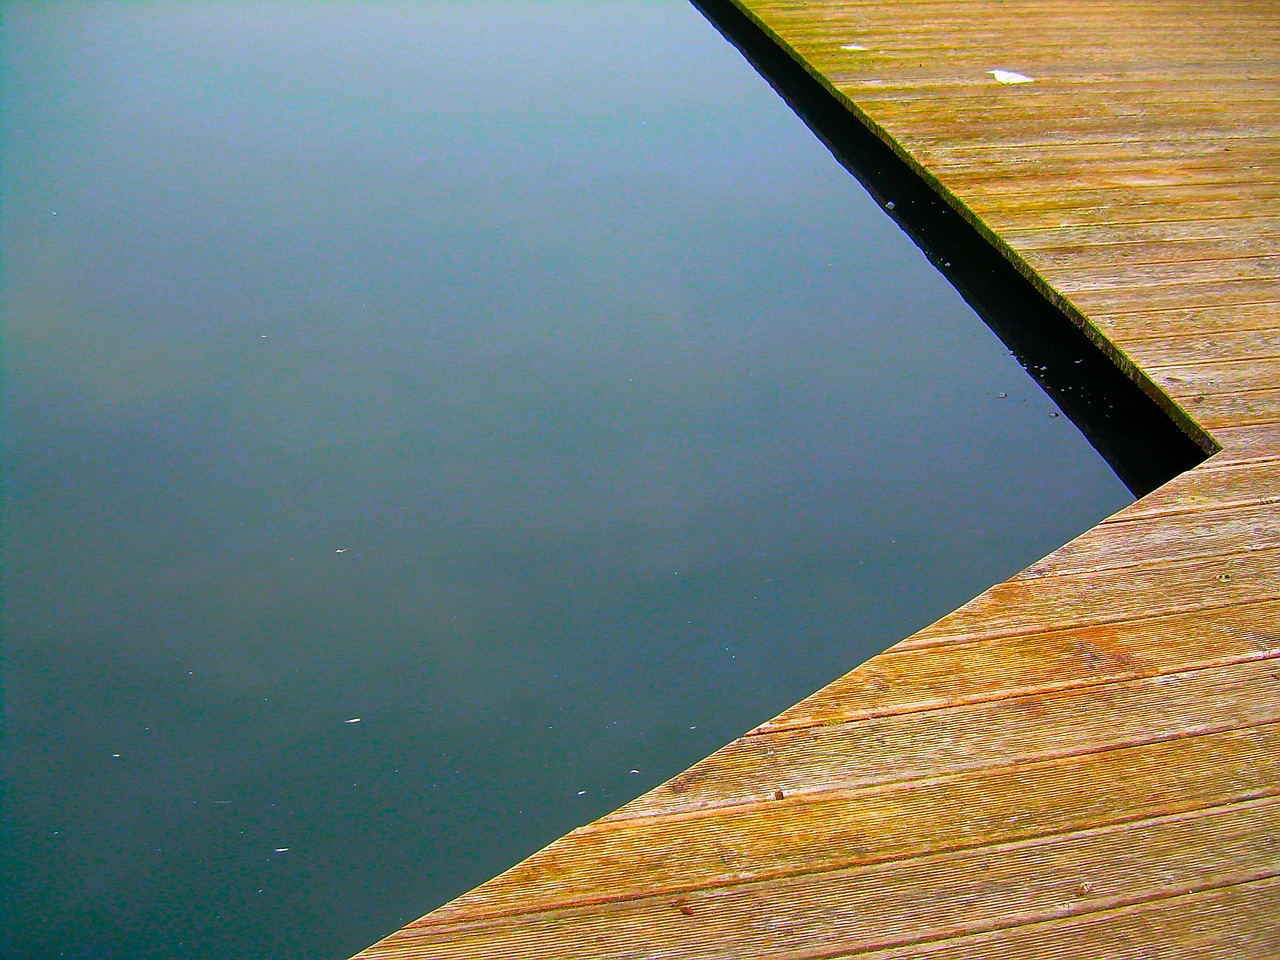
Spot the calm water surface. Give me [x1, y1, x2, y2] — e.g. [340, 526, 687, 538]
[2, 3, 1133, 958]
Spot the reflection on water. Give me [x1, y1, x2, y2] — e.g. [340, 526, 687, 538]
[2, 3, 1133, 958]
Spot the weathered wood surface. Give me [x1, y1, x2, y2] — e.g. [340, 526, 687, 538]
[352, 1, 1280, 956]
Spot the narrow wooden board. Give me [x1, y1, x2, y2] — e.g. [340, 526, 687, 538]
[897, 546, 1280, 649]
[1125, 329, 1280, 369]
[389, 726, 1280, 926]
[1018, 501, 1280, 580]
[1179, 388, 1280, 431]
[1049, 257, 1280, 290]
[612, 658, 1280, 820]
[850, 876, 1280, 960]
[1086, 302, 1280, 341]
[1026, 239, 1280, 274]
[355, 802, 1280, 959]
[1148, 358, 1280, 395]
[754, 599, 1280, 733]
[1006, 218, 1280, 250]
[1206, 423, 1280, 464]
[1106, 461, 1280, 520]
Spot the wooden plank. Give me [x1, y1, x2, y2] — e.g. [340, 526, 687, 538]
[1125, 329, 1280, 368]
[941, 160, 1280, 194]
[857, 112, 1280, 150]
[896, 546, 1280, 650]
[1018, 501, 1280, 581]
[1109, 462, 1280, 520]
[1049, 257, 1280, 290]
[985, 204, 1280, 236]
[612, 658, 1280, 821]
[1065, 279, 1280, 317]
[384, 726, 1280, 925]
[754, 599, 1280, 733]
[920, 136, 1280, 165]
[1180, 388, 1280, 431]
[853, 91, 1280, 123]
[1005, 218, 1280, 250]
[1148, 358, 1280, 395]
[355, 802, 1280, 959]
[1086, 302, 1280, 341]
[1024, 239, 1280, 274]
[851, 79, 1280, 107]
[850, 876, 1280, 960]
[1206, 423, 1280, 465]
[842, 56, 1280, 79]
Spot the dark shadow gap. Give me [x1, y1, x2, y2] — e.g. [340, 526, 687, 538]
[691, 0, 1210, 498]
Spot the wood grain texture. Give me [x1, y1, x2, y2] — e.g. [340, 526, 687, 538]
[611, 657, 1280, 820]
[357, 802, 1280, 959]
[753, 599, 1280, 733]
[351, 0, 1280, 956]
[372, 726, 1279, 928]
[1126, 328, 1280, 368]
[850, 877, 1280, 960]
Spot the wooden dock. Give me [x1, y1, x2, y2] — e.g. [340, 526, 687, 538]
[352, 1, 1280, 956]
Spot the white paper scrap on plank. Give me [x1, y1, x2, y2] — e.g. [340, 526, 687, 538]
[990, 69, 1035, 84]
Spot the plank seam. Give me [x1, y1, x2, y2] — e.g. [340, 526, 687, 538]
[598, 717, 1280, 835]
[412, 796, 1280, 935]
[748, 645, 1280, 736]
[814, 874, 1280, 960]
[1097, 498, 1279, 529]
[1019, 547, 1279, 582]
[1195, 454, 1280, 473]
[897, 591, 1280, 654]
[1150, 362, 1280, 378]
[1101, 294, 1280, 317]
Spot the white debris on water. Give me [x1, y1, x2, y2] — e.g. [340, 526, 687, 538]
[344, 717, 362, 724]
[990, 69, 1035, 84]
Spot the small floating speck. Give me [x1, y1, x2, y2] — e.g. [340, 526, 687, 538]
[576, 790, 587, 796]
[1049, 411, 1060, 418]
[335, 548, 347, 554]
[997, 391, 1009, 399]
[989, 69, 1035, 84]
[884, 200, 896, 210]
[629, 769, 640, 774]
[344, 717, 362, 724]
[274, 847, 290, 853]
[111, 754, 122, 758]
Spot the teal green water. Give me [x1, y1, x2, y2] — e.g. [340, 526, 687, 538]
[2, 3, 1133, 958]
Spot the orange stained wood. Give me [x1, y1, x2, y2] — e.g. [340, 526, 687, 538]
[352, 1, 1280, 956]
